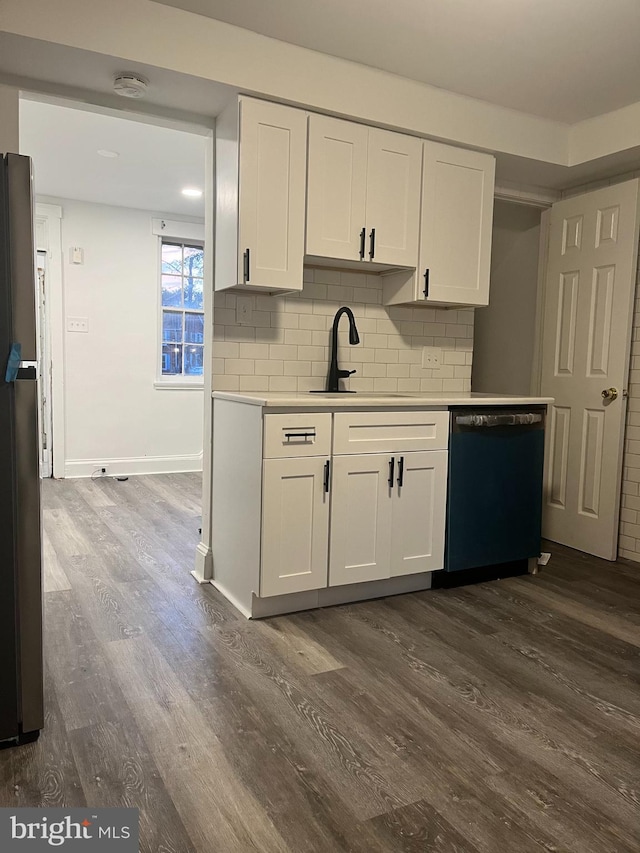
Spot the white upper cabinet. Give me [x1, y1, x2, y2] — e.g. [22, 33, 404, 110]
[306, 115, 422, 268]
[215, 97, 494, 303]
[306, 116, 368, 262]
[383, 142, 495, 307]
[420, 143, 495, 306]
[365, 129, 422, 267]
[215, 97, 307, 293]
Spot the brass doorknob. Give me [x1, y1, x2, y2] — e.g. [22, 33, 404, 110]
[601, 387, 618, 401]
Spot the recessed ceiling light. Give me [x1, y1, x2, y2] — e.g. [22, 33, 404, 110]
[97, 149, 119, 159]
[182, 187, 203, 198]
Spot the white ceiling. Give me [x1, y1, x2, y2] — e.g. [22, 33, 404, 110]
[19, 99, 207, 216]
[155, 0, 640, 123]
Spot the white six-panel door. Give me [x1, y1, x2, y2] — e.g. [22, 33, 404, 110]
[329, 454, 393, 586]
[306, 115, 368, 262]
[390, 451, 447, 576]
[419, 142, 495, 306]
[238, 98, 307, 290]
[261, 456, 330, 597]
[365, 129, 422, 267]
[540, 180, 640, 559]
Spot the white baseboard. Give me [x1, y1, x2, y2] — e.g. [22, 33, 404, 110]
[64, 452, 203, 479]
[192, 541, 213, 582]
[249, 572, 434, 619]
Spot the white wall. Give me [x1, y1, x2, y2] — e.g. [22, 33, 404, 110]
[472, 201, 542, 395]
[42, 197, 204, 477]
[0, 83, 19, 152]
[6, 0, 640, 172]
[0, 0, 567, 166]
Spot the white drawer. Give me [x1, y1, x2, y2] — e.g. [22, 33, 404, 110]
[264, 413, 332, 458]
[333, 410, 449, 455]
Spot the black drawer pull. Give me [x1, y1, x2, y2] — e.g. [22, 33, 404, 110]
[284, 431, 316, 441]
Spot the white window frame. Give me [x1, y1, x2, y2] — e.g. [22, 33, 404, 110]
[153, 218, 206, 390]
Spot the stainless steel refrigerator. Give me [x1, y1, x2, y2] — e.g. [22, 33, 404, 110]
[0, 153, 44, 747]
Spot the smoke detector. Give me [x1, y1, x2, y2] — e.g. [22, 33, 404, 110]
[113, 74, 149, 99]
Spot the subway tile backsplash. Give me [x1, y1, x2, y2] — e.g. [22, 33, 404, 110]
[213, 267, 474, 393]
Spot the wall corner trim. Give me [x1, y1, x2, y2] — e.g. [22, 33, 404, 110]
[192, 541, 213, 583]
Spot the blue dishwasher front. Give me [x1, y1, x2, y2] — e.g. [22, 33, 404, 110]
[445, 407, 545, 572]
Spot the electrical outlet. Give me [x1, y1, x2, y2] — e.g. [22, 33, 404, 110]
[236, 295, 253, 325]
[422, 346, 442, 368]
[67, 317, 89, 333]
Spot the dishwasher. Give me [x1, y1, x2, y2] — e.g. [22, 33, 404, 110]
[444, 406, 546, 574]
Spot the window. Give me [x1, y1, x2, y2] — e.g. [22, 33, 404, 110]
[160, 240, 204, 378]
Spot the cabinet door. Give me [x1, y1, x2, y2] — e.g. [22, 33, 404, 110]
[391, 451, 447, 576]
[329, 454, 392, 587]
[238, 98, 307, 291]
[261, 457, 329, 597]
[419, 142, 495, 306]
[306, 115, 368, 262]
[365, 129, 422, 267]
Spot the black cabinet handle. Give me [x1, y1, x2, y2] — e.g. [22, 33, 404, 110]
[423, 268, 429, 298]
[243, 248, 250, 283]
[388, 456, 395, 488]
[369, 228, 376, 260]
[324, 460, 330, 493]
[397, 456, 404, 488]
[359, 227, 366, 260]
[284, 431, 316, 441]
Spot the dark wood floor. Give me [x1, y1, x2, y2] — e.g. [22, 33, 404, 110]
[1, 473, 639, 851]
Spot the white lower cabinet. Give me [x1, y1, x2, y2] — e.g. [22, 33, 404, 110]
[390, 450, 447, 577]
[259, 410, 448, 599]
[329, 450, 447, 587]
[329, 454, 393, 587]
[261, 456, 330, 597]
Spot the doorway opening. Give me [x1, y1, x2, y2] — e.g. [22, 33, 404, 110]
[20, 93, 211, 585]
[473, 189, 640, 564]
[21, 95, 208, 481]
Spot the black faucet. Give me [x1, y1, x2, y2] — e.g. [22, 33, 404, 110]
[326, 306, 360, 392]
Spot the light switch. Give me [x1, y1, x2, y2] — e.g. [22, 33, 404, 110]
[67, 317, 88, 333]
[70, 247, 84, 265]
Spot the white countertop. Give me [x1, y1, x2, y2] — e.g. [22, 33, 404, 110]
[212, 391, 553, 408]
